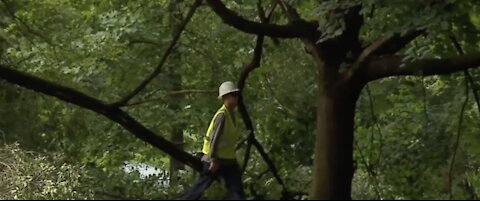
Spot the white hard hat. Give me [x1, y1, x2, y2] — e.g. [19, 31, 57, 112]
[218, 81, 239, 100]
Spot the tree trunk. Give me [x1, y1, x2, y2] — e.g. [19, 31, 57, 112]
[311, 74, 362, 200]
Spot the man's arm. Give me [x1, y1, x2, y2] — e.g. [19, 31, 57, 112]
[208, 113, 225, 162]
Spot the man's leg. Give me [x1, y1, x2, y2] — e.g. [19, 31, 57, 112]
[180, 163, 215, 200]
[222, 164, 245, 200]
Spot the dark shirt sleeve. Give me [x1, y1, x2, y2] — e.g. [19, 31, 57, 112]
[208, 113, 225, 161]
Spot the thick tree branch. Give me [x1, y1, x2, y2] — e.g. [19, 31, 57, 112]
[205, 0, 317, 38]
[274, 0, 333, 80]
[0, 64, 203, 172]
[112, 0, 202, 107]
[347, 29, 426, 79]
[342, 5, 364, 55]
[372, 29, 426, 56]
[365, 53, 480, 81]
[345, 37, 391, 79]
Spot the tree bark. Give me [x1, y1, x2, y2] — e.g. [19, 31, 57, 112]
[312, 64, 363, 200]
[204, 0, 318, 38]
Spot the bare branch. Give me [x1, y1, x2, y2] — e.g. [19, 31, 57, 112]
[128, 39, 162, 47]
[1, 0, 53, 46]
[365, 52, 480, 81]
[354, 143, 382, 199]
[112, 0, 202, 107]
[0, 0, 61, 64]
[167, 89, 216, 96]
[274, 0, 331, 78]
[233, 1, 289, 194]
[0, 64, 203, 172]
[241, 139, 252, 174]
[365, 85, 383, 173]
[449, 71, 469, 199]
[125, 89, 216, 107]
[0, 161, 13, 171]
[450, 35, 480, 114]
[205, 0, 317, 38]
[275, 0, 301, 20]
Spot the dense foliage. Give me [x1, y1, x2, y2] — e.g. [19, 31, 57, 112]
[0, 0, 479, 199]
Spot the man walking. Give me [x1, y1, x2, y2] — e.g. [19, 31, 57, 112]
[181, 81, 245, 200]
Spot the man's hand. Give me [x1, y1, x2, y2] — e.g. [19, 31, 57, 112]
[209, 161, 220, 173]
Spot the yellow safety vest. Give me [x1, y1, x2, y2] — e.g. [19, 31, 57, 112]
[202, 104, 237, 159]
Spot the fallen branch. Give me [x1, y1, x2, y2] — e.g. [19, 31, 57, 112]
[0, 64, 203, 172]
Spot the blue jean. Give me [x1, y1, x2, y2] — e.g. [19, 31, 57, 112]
[180, 162, 245, 200]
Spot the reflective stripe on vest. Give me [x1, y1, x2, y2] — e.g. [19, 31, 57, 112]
[201, 104, 237, 159]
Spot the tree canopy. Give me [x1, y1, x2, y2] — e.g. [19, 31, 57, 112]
[0, 0, 480, 199]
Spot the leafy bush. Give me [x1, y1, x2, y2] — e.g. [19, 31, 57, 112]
[0, 143, 95, 200]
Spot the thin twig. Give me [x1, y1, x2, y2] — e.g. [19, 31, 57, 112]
[264, 74, 307, 122]
[420, 76, 431, 142]
[257, 168, 270, 180]
[234, 0, 289, 195]
[124, 89, 215, 107]
[0, 0, 53, 46]
[354, 142, 382, 199]
[0, 161, 13, 171]
[447, 35, 476, 200]
[235, 137, 247, 151]
[448, 72, 469, 200]
[0, 0, 59, 66]
[112, 0, 203, 107]
[241, 137, 253, 174]
[355, 93, 382, 199]
[449, 35, 480, 115]
[466, 72, 480, 115]
[251, 137, 286, 187]
[365, 84, 383, 170]
[177, 41, 222, 70]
